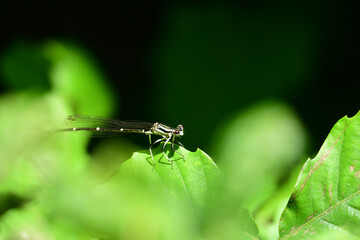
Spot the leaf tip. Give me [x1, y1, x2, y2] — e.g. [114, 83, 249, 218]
[195, 148, 210, 158]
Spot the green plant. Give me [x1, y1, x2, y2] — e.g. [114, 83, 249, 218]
[1, 40, 360, 240]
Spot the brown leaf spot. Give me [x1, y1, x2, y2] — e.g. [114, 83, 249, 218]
[297, 128, 347, 194]
[329, 183, 333, 199]
[350, 166, 355, 171]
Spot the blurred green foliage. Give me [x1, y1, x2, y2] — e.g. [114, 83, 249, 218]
[0, 32, 357, 239]
[44, 41, 116, 116]
[1, 41, 50, 91]
[212, 101, 307, 239]
[0, 40, 254, 239]
[213, 101, 306, 209]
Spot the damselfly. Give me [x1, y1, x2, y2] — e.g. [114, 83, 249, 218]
[55, 115, 185, 166]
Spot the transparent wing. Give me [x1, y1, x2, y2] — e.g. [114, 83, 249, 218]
[60, 115, 155, 137]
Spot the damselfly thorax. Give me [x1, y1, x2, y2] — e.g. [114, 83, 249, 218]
[55, 115, 185, 167]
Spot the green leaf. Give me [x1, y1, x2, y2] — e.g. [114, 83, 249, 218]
[201, 206, 259, 240]
[120, 146, 259, 239]
[213, 101, 307, 210]
[36, 146, 219, 239]
[254, 163, 303, 240]
[0, 92, 89, 197]
[0, 204, 98, 240]
[280, 111, 360, 239]
[44, 41, 116, 117]
[120, 145, 221, 208]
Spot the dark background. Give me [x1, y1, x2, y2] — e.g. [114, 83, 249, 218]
[0, 0, 359, 154]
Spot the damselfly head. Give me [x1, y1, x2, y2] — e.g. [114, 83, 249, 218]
[174, 124, 184, 136]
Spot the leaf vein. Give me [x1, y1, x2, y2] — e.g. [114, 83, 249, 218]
[281, 189, 360, 239]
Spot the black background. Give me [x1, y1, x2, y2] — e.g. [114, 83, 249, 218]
[0, 0, 359, 153]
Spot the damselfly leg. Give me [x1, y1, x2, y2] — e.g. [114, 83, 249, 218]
[148, 134, 184, 168]
[57, 115, 185, 168]
[172, 135, 185, 160]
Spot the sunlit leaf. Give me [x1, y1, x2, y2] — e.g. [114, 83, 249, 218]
[121, 146, 259, 239]
[202, 206, 259, 240]
[280, 112, 360, 239]
[213, 101, 307, 210]
[120, 145, 220, 208]
[0, 93, 88, 197]
[37, 147, 217, 239]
